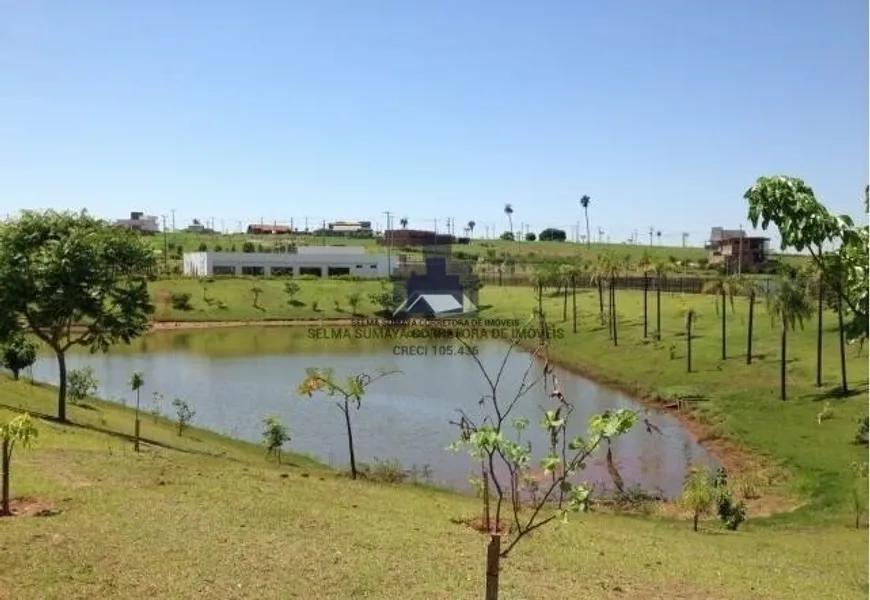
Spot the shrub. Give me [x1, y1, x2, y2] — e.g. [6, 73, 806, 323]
[711, 467, 747, 531]
[172, 398, 195, 436]
[500, 231, 514, 241]
[170, 292, 193, 311]
[355, 458, 407, 484]
[680, 465, 715, 531]
[197, 242, 207, 252]
[0, 334, 37, 380]
[68, 367, 99, 405]
[241, 241, 255, 253]
[261, 415, 291, 464]
[539, 228, 566, 242]
[524, 232, 537, 242]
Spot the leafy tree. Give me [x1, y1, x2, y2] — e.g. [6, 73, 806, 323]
[680, 465, 715, 532]
[0, 210, 155, 421]
[579, 194, 591, 248]
[172, 398, 195, 435]
[283, 281, 302, 306]
[766, 275, 814, 400]
[524, 232, 536, 242]
[130, 371, 145, 452]
[347, 292, 361, 315]
[499, 231, 514, 241]
[261, 414, 291, 464]
[467, 220, 476, 239]
[744, 176, 868, 345]
[701, 274, 739, 361]
[447, 313, 638, 599]
[67, 367, 98, 405]
[710, 468, 746, 530]
[538, 228, 567, 242]
[0, 334, 37, 381]
[1, 413, 38, 516]
[297, 367, 398, 479]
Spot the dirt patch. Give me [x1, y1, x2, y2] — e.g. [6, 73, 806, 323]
[450, 515, 512, 534]
[1, 497, 59, 518]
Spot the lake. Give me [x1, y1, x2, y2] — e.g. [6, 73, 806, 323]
[29, 326, 718, 498]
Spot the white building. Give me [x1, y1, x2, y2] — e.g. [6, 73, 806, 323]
[327, 220, 372, 233]
[182, 246, 399, 278]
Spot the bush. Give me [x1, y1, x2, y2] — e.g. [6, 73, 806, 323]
[197, 242, 207, 252]
[539, 228, 566, 242]
[0, 334, 37, 380]
[355, 458, 408, 484]
[170, 292, 193, 311]
[500, 231, 514, 241]
[241, 241, 256, 253]
[172, 398, 195, 436]
[68, 367, 99, 405]
[711, 468, 746, 531]
[261, 415, 291, 464]
[525, 232, 537, 242]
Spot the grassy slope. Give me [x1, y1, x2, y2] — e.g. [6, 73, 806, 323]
[146, 278, 869, 523]
[1, 379, 867, 600]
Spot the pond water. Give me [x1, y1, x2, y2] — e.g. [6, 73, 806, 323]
[29, 327, 718, 498]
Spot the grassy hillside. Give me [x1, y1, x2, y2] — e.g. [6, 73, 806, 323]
[0, 377, 866, 600]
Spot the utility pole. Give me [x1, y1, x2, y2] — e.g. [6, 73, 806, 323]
[648, 227, 654, 247]
[383, 211, 393, 277]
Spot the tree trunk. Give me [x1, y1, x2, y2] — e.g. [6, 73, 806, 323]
[571, 274, 577, 334]
[597, 280, 604, 325]
[693, 512, 699, 532]
[54, 347, 68, 422]
[656, 282, 662, 340]
[610, 278, 618, 346]
[780, 326, 787, 401]
[837, 291, 848, 394]
[562, 279, 568, 321]
[584, 210, 590, 248]
[11, 370, 19, 381]
[343, 403, 357, 480]
[686, 314, 693, 373]
[720, 290, 726, 360]
[134, 390, 141, 452]
[537, 283, 543, 318]
[485, 534, 501, 600]
[1, 438, 9, 516]
[816, 282, 824, 387]
[746, 291, 755, 365]
[642, 273, 649, 338]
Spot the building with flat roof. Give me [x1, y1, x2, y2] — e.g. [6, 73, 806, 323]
[182, 246, 398, 278]
[708, 235, 770, 272]
[115, 212, 159, 234]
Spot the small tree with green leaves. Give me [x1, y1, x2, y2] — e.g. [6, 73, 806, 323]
[297, 367, 399, 479]
[261, 415, 291, 464]
[0, 334, 37, 381]
[447, 313, 638, 600]
[284, 281, 302, 306]
[172, 398, 195, 436]
[250, 284, 264, 310]
[130, 371, 145, 452]
[150, 391, 163, 423]
[1, 413, 38, 516]
[347, 292, 362, 315]
[67, 367, 98, 405]
[710, 467, 746, 531]
[680, 465, 715, 532]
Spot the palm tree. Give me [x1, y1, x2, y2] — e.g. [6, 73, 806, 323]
[590, 255, 609, 328]
[400, 217, 408, 229]
[701, 274, 739, 361]
[503, 204, 516, 250]
[736, 276, 762, 365]
[656, 230, 662, 244]
[766, 276, 814, 401]
[685, 308, 696, 373]
[651, 259, 670, 340]
[580, 195, 591, 248]
[467, 220, 476, 240]
[130, 371, 145, 452]
[638, 251, 654, 338]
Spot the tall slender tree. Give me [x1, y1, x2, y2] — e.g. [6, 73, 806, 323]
[580, 195, 591, 248]
[467, 220, 476, 240]
[503, 204, 517, 251]
[702, 274, 739, 361]
[766, 276, 815, 401]
[736, 276, 762, 365]
[638, 251, 654, 338]
[651, 259, 670, 341]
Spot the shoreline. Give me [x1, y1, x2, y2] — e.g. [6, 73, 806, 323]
[143, 317, 796, 515]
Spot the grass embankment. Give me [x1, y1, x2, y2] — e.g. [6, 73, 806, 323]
[1, 377, 866, 600]
[147, 278, 869, 524]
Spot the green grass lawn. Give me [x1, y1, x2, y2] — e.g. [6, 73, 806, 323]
[1, 378, 866, 600]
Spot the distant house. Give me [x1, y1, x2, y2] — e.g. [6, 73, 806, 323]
[327, 220, 372, 234]
[708, 234, 770, 272]
[247, 224, 291, 235]
[705, 227, 745, 250]
[115, 212, 160, 234]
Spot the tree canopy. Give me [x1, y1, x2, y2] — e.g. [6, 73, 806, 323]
[0, 210, 156, 420]
[744, 176, 868, 343]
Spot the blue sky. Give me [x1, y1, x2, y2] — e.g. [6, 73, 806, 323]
[1, 1, 866, 247]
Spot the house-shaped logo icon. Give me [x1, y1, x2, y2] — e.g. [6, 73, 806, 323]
[393, 250, 479, 319]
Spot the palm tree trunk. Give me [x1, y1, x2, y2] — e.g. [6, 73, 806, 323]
[642, 272, 649, 338]
[1, 438, 9, 516]
[584, 209, 590, 248]
[837, 290, 848, 394]
[720, 290, 727, 360]
[611, 277, 618, 346]
[571, 274, 577, 334]
[597, 279, 605, 325]
[780, 326, 787, 401]
[656, 280, 662, 340]
[343, 402, 358, 479]
[686, 314, 693, 373]
[816, 281, 823, 387]
[746, 291, 755, 365]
